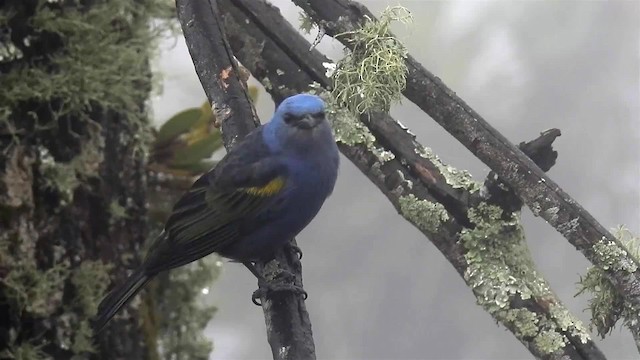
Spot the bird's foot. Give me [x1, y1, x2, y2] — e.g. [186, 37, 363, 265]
[285, 243, 303, 260]
[251, 279, 308, 306]
[243, 260, 307, 306]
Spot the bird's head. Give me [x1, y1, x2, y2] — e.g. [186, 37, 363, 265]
[273, 94, 326, 130]
[265, 94, 335, 155]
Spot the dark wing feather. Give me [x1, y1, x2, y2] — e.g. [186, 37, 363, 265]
[143, 127, 286, 272]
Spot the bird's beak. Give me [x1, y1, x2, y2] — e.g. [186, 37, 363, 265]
[297, 114, 322, 129]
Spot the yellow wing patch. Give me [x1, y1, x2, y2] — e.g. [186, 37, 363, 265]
[244, 177, 285, 197]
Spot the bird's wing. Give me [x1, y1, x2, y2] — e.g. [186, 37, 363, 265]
[144, 128, 287, 271]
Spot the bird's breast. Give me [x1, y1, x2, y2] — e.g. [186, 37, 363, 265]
[287, 152, 338, 198]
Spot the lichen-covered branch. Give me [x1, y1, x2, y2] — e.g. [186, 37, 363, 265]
[293, 0, 640, 311]
[484, 129, 561, 214]
[219, 1, 606, 358]
[174, 1, 315, 359]
[577, 226, 640, 355]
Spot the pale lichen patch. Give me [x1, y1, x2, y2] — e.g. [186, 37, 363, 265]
[534, 330, 566, 355]
[398, 194, 449, 234]
[557, 217, 579, 236]
[549, 304, 591, 343]
[261, 77, 273, 91]
[593, 238, 638, 273]
[544, 206, 560, 222]
[503, 308, 540, 338]
[310, 84, 395, 163]
[416, 146, 481, 193]
[458, 202, 587, 353]
[372, 148, 395, 162]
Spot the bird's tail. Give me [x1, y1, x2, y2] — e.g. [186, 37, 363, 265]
[93, 268, 149, 333]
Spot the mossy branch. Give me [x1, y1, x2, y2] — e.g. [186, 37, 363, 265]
[294, 0, 640, 316]
[220, 0, 607, 358]
[577, 226, 640, 353]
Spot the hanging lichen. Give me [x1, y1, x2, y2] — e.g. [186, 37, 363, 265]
[331, 6, 412, 115]
[577, 225, 640, 341]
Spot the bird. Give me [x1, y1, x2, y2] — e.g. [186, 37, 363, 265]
[93, 93, 340, 332]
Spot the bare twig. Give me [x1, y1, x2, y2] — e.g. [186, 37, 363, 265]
[219, 1, 607, 359]
[293, 0, 640, 311]
[175, 1, 315, 359]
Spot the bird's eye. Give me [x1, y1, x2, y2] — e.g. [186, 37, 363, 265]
[283, 114, 296, 124]
[314, 111, 325, 118]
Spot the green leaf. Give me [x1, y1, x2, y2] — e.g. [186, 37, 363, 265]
[176, 160, 218, 174]
[156, 108, 202, 144]
[171, 133, 223, 168]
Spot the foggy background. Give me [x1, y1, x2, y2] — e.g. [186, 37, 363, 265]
[150, 1, 640, 359]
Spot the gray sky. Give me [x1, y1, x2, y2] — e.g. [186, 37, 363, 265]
[150, 1, 640, 359]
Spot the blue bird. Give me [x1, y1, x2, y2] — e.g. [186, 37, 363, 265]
[94, 94, 339, 332]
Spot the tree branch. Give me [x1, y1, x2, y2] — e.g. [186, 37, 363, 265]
[293, 0, 640, 311]
[219, 1, 606, 359]
[484, 129, 561, 214]
[175, 1, 315, 359]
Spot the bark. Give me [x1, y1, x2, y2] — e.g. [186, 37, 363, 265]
[174, 1, 315, 359]
[0, 1, 152, 358]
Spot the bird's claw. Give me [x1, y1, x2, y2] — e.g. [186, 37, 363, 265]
[286, 244, 303, 260]
[251, 283, 308, 306]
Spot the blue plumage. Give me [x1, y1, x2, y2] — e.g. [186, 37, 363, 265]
[94, 94, 339, 332]
[227, 96, 339, 259]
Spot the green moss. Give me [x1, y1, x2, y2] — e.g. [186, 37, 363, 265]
[0, 257, 109, 355]
[2, 257, 70, 317]
[71, 121, 105, 178]
[71, 260, 112, 317]
[0, 0, 171, 125]
[534, 330, 566, 355]
[0, 39, 24, 63]
[70, 320, 95, 354]
[0, 340, 47, 360]
[0, 0, 173, 164]
[38, 147, 79, 206]
[37, 124, 105, 206]
[398, 194, 449, 234]
[416, 146, 481, 193]
[332, 6, 412, 114]
[0, 0, 174, 357]
[577, 225, 640, 338]
[109, 200, 129, 221]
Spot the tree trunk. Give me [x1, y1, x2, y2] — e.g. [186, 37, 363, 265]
[0, 1, 161, 358]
